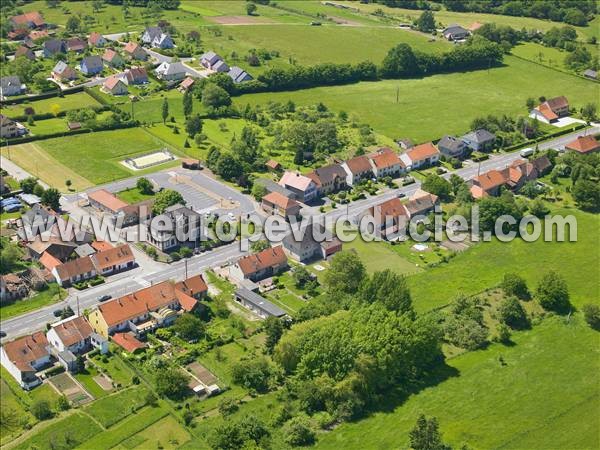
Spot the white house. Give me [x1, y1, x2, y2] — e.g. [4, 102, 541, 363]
[155, 61, 187, 81]
[368, 148, 404, 178]
[46, 315, 94, 354]
[0, 332, 51, 389]
[341, 155, 373, 186]
[400, 142, 440, 170]
[51, 256, 97, 287]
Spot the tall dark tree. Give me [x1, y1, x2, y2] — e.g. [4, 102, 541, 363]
[409, 414, 451, 450]
[416, 10, 436, 32]
[161, 98, 169, 124]
[183, 89, 193, 118]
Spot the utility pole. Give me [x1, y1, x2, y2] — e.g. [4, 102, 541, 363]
[76, 296, 80, 316]
[185, 258, 188, 279]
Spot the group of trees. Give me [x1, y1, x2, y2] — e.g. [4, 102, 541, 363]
[551, 151, 600, 212]
[19, 177, 61, 210]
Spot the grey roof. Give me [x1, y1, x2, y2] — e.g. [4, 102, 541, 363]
[0, 76, 21, 90]
[81, 55, 103, 70]
[438, 135, 464, 152]
[213, 60, 229, 71]
[235, 288, 286, 317]
[583, 69, 597, 79]
[164, 203, 201, 218]
[158, 61, 186, 75]
[44, 39, 65, 53]
[58, 350, 77, 364]
[228, 66, 252, 83]
[144, 26, 162, 40]
[282, 222, 334, 248]
[201, 51, 221, 64]
[52, 60, 69, 74]
[462, 129, 496, 144]
[75, 243, 96, 258]
[443, 24, 469, 36]
[255, 178, 296, 200]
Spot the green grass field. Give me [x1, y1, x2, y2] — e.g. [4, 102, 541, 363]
[116, 187, 155, 204]
[0, 92, 101, 118]
[316, 316, 599, 449]
[407, 209, 599, 312]
[90, 353, 136, 387]
[345, 237, 423, 275]
[84, 386, 149, 428]
[236, 56, 598, 142]
[11, 412, 103, 450]
[113, 414, 192, 450]
[0, 284, 66, 321]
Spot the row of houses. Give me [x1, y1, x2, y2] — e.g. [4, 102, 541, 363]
[199, 51, 253, 84]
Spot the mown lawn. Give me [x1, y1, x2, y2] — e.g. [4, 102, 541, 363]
[113, 414, 192, 450]
[116, 187, 155, 204]
[316, 316, 600, 450]
[345, 237, 423, 275]
[74, 366, 109, 399]
[0, 284, 66, 321]
[236, 56, 598, 142]
[12, 411, 102, 450]
[407, 209, 599, 312]
[84, 386, 149, 428]
[0, 92, 101, 118]
[74, 406, 168, 450]
[89, 352, 136, 387]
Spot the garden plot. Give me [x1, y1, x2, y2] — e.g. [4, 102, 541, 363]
[48, 372, 93, 406]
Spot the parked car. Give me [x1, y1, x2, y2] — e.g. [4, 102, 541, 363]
[98, 294, 112, 302]
[53, 309, 63, 317]
[520, 147, 534, 157]
[0, 331, 6, 338]
[397, 192, 406, 198]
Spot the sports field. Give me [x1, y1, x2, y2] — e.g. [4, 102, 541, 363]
[236, 56, 599, 142]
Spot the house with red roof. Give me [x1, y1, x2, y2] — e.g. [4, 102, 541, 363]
[278, 171, 318, 203]
[123, 41, 147, 60]
[565, 135, 600, 154]
[91, 243, 136, 276]
[112, 332, 146, 353]
[102, 76, 128, 96]
[529, 96, 569, 124]
[368, 147, 404, 178]
[102, 48, 125, 68]
[400, 142, 440, 170]
[88, 32, 106, 47]
[0, 332, 51, 389]
[341, 155, 373, 186]
[10, 11, 45, 30]
[230, 246, 288, 282]
[261, 191, 301, 220]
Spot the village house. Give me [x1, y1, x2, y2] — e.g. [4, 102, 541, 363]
[529, 96, 569, 124]
[0, 76, 26, 97]
[125, 67, 149, 85]
[102, 48, 125, 68]
[88, 276, 204, 338]
[52, 255, 97, 287]
[147, 204, 202, 252]
[66, 37, 87, 53]
[46, 315, 94, 355]
[0, 332, 51, 389]
[234, 288, 287, 319]
[123, 41, 147, 60]
[404, 189, 440, 218]
[155, 61, 187, 81]
[369, 148, 404, 178]
[228, 66, 253, 83]
[342, 155, 373, 186]
[15, 46, 35, 61]
[442, 24, 470, 41]
[178, 77, 195, 92]
[79, 55, 103, 76]
[141, 26, 174, 49]
[461, 129, 496, 152]
[230, 246, 288, 282]
[363, 197, 408, 241]
[400, 142, 440, 170]
[0, 114, 28, 138]
[261, 191, 302, 220]
[174, 274, 208, 300]
[91, 243, 136, 276]
[307, 164, 348, 195]
[88, 32, 107, 47]
[88, 189, 128, 214]
[278, 172, 319, 203]
[565, 135, 600, 154]
[10, 11, 45, 30]
[282, 223, 342, 262]
[25, 29, 49, 45]
[103, 76, 128, 95]
[438, 135, 467, 159]
[200, 51, 230, 72]
[0, 274, 29, 302]
[43, 39, 66, 58]
[52, 61, 77, 82]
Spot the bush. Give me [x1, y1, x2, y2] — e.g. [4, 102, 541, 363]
[283, 416, 316, 447]
[45, 365, 66, 377]
[30, 400, 53, 421]
[179, 246, 193, 258]
[500, 273, 530, 300]
[582, 304, 600, 330]
[498, 296, 529, 329]
[536, 271, 570, 313]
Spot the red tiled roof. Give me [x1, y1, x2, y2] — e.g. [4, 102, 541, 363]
[11, 11, 45, 27]
[406, 142, 440, 162]
[473, 169, 506, 191]
[262, 191, 299, 210]
[536, 103, 558, 121]
[112, 332, 145, 352]
[39, 251, 61, 271]
[88, 189, 128, 212]
[369, 197, 407, 221]
[565, 135, 600, 154]
[2, 332, 48, 372]
[265, 159, 281, 170]
[51, 316, 93, 347]
[91, 241, 114, 252]
[236, 245, 287, 276]
[92, 244, 134, 271]
[103, 76, 124, 90]
[344, 155, 372, 174]
[370, 148, 402, 169]
[88, 32, 104, 45]
[102, 48, 119, 62]
[123, 41, 141, 54]
[55, 256, 95, 281]
[179, 77, 195, 89]
[28, 30, 48, 41]
[545, 96, 569, 112]
[279, 171, 314, 191]
[175, 274, 208, 299]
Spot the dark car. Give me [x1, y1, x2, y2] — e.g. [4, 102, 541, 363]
[98, 294, 112, 302]
[53, 309, 63, 317]
[0, 331, 6, 338]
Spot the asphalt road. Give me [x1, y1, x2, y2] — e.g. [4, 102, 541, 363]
[1, 126, 597, 340]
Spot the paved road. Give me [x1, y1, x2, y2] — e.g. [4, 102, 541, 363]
[1, 126, 597, 340]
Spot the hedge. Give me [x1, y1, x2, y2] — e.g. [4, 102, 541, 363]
[0, 85, 85, 106]
[502, 123, 587, 152]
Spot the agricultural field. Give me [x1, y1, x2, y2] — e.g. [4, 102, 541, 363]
[316, 316, 599, 450]
[237, 56, 599, 142]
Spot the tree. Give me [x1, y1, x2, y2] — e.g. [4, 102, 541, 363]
[20, 177, 39, 194]
[264, 316, 284, 354]
[323, 251, 366, 295]
[416, 10, 435, 33]
[498, 296, 529, 329]
[422, 174, 452, 201]
[409, 414, 451, 450]
[218, 398, 239, 416]
[528, 198, 549, 218]
[152, 189, 184, 214]
[283, 416, 316, 447]
[526, 97, 535, 111]
[173, 313, 205, 341]
[41, 188, 61, 210]
[154, 366, 189, 400]
[216, 154, 243, 181]
[293, 265, 312, 288]
[182, 89, 193, 118]
[56, 395, 70, 411]
[563, 8, 587, 26]
[358, 269, 413, 313]
[246, 2, 257, 15]
[581, 103, 597, 123]
[231, 357, 273, 393]
[65, 16, 80, 33]
[582, 304, 600, 330]
[161, 98, 169, 124]
[251, 183, 267, 201]
[136, 177, 153, 195]
[536, 271, 570, 313]
[201, 83, 231, 109]
[500, 273, 530, 300]
[65, 179, 72, 190]
[185, 114, 202, 138]
[250, 239, 270, 253]
[30, 399, 53, 421]
[572, 179, 600, 212]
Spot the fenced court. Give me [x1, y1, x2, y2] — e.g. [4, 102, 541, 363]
[48, 372, 92, 406]
[123, 149, 176, 170]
